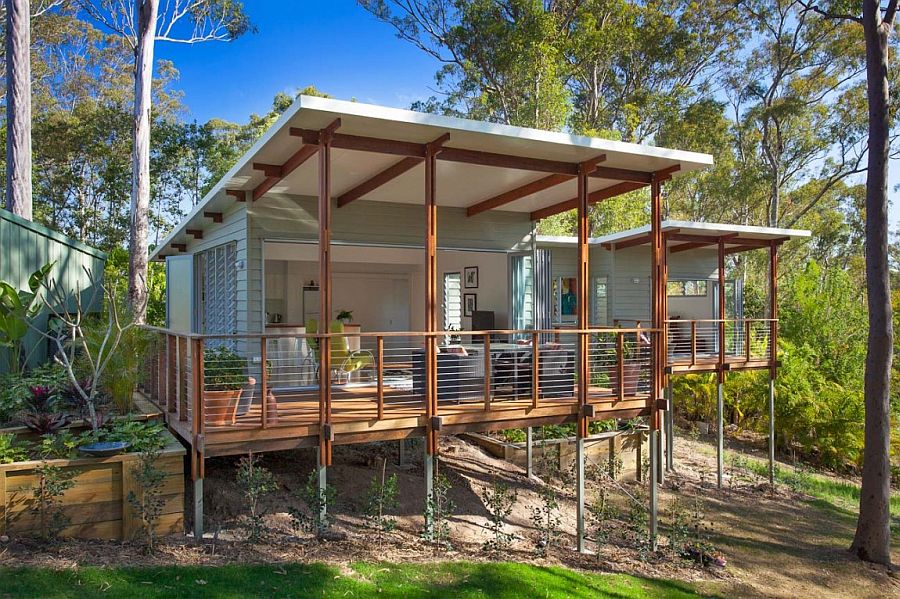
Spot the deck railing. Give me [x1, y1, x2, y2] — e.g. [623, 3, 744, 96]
[665, 318, 776, 366]
[140, 326, 658, 435]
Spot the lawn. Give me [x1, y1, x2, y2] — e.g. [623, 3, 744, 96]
[0, 562, 709, 599]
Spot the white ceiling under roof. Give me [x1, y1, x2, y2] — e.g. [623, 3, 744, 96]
[154, 96, 715, 259]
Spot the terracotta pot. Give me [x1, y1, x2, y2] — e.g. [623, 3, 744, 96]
[204, 389, 241, 426]
[609, 363, 641, 397]
[265, 390, 279, 425]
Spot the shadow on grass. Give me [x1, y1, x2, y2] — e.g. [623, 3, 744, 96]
[0, 562, 714, 599]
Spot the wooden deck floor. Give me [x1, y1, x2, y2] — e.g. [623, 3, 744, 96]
[163, 383, 651, 458]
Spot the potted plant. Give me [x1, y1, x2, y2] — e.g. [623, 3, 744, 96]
[203, 345, 247, 426]
[336, 310, 353, 325]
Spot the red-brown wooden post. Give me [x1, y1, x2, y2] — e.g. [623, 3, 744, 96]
[616, 331, 625, 402]
[376, 336, 384, 420]
[690, 321, 697, 365]
[531, 332, 540, 409]
[768, 241, 779, 484]
[744, 319, 752, 361]
[178, 336, 187, 421]
[716, 237, 726, 488]
[166, 335, 176, 414]
[483, 335, 492, 409]
[260, 337, 268, 429]
[318, 119, 340, 466]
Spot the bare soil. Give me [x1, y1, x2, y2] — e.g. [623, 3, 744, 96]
[1, 432, 897, 598]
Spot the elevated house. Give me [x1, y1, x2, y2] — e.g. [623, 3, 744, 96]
[143, 96, 808, 547]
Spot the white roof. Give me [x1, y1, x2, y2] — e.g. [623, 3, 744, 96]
[537, 220, 811, 249]
[152, 96, 713, 259]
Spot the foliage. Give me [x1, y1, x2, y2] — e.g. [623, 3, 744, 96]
[99, 420, 167, 453]
[0, 263, 54, 374]
[236, 453, 278, 542]
[203, 346, 246, 392]
[423, 468, 454, 551]
[31, 461, 76, 540]
[36, 431, 83, 460]
[530, 483, 562, 557]
[0, 433, 28, 464]
[362, 459, 399, 540]
[0, 363, 68, 424]
[480, 478, 517, 554]
[289, 470, 336, 537]
[81, 317, 153, 415]
[588, 487, 617, 559]
[127, 446, 167, 552]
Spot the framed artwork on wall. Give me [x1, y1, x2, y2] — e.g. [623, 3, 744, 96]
[464, 293, 477, 317]
[464, 266, 479, 288]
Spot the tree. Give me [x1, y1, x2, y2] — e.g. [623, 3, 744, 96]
[3, 0, 62, 220]
[797, 0, 896, 566]
[77, 0, 252, 322]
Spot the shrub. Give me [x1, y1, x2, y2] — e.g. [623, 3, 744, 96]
[588, 487, 617, 559]
[236, 452, 278, 542]
[127, 446, 167, 552]
[31, 462, 75, 540]
[362, 459, 399, 541]
[100, 420, 166, 453]
[0, 433, 28, 464]
[530, 484, 562, 556]
[290, 470, 336, 537]
[423, 467, 454, 551]
[204, 346, 246, 391]
[481, 478, 517, 554]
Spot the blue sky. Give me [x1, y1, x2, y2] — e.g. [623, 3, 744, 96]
[157, 1, 897, 227]
[156, 1, 439, 123]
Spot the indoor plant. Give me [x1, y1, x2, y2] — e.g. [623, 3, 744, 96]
[203, 345, 247, 426]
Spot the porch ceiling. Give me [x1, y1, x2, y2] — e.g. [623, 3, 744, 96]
[153, 96, 714, 260]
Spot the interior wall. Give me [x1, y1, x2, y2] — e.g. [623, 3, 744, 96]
[436, 250, 510, 330]
[262, 242, 508, 333]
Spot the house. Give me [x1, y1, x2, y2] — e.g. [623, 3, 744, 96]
[144, 96, 808, 547]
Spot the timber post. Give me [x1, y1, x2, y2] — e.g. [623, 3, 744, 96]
[717, 237, 726, 489]
[768, 240, 779, 484]
[575, 159, 592, 554]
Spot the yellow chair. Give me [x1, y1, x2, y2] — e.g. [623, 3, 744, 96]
[306, 319, 374, 383]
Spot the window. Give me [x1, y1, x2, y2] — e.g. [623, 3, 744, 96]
[198, 242, 237, 336]
[443, 272, 462, 330]
[667, 280, 708, 297]
[592, 276, 608, 326]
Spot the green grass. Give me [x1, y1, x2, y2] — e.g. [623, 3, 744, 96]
[0, 562, 710, 598]
[727, 450, 900, 535]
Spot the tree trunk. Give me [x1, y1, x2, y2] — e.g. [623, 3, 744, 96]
[851, 0, 894, 566]
[5, 0, 32, 220]
[128, 0, 159, 323]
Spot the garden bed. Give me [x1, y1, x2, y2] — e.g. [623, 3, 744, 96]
[462, 427, 647, 480]
[0, 428, 184, 541]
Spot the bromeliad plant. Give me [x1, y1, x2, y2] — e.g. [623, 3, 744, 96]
[0, 263, 53, 374]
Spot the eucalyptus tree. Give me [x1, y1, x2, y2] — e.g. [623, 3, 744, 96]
[76, 0, 253, 322]
[794, 0, 898, 567]
[3, 0, 64, 220]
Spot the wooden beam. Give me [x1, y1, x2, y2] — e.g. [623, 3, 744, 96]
[337, 157, 423, 207]
[468, 173, 572, 216]
[225, 190, 246, 202]
[530, 180, 646, 221]
[186, 229, 203, 240]
[291, 128, 427, 158]
[252, 162, 283, 177]
[591, 166, 653, 183]
[171, 243, 186, 252]
[252, 144, 319, 202]
[203, 211, 223, 223]
[670, 241, 709, 253]
[611, 233, 652, 251]
[466, 155, 605, 217]
[670, 233, 738, 253]
[724, 244, 763, 255]
[439, 147, 579, 174]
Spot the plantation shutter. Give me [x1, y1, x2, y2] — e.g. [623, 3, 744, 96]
[200, 242, 238, 337]
[443, 272, 462, 331]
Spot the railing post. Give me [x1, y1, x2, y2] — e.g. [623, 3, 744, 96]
[690, 321, 697, 365]
[191, 337, 204, 435]
[531, 332, 539, 409]
[260, 337, 268, 429]
[376, 336, 384, 420]
[616, 331, 624, 402]
[178, 336, 187, 422]
[166, 335, 176, 414]
[483, 335, 491, 410]
[744, 320, 751, 361]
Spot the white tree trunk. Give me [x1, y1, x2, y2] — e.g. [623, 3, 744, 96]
[5, 0, 32, 220]
[128, 0, 158, 323]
